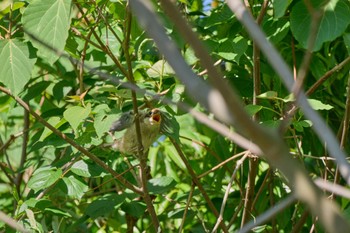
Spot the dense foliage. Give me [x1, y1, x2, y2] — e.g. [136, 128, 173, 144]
[1, 0, 350, 232]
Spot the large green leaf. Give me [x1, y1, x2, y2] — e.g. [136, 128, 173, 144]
[160, 110, 180, 143]
[121, 201, 147, 218]
[28, 167, 62, 192]
[93, 104, 118, 138]
[62, 176, 88, 199]
[22, 0, 72, 64]
[0, 39, 36, 95]
[147, 60, 175, 78]
[63, 103, 91, 131]
[85, 194, 125, 219]
[39, 116, 66, 141]
[290, 0, 350, 51]
[273, 0, 291, 18]
[344, 33, 350, 55]
[147, 176, 177, 194]
[70, 160, 105, 178]
[216, 36, 248, 63]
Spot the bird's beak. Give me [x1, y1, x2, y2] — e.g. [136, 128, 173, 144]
[152, 112, 161, 123]
[149, 109, 161, 125]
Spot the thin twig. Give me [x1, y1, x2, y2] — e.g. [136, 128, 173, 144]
[198, 151, 246, 179]
[238, 194, 296, 233]
[306, 56, 350, 96]
[212, 152, 249, 233]
[74, 1, 129, 76]
[291, 209, 310, 233]
[15, 107, 30, 198]
[169, 137, 229, 233]
[179, 182, 195, 233]
[279, 4, 323, 132]
[292, 4, 322, 97]
[250, 169, 272, 212]
[241, 0, 268, 226]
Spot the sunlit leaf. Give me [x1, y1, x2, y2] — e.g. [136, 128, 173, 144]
[217, 36, 248, 63]
[22, 0, 72, 64]
[39, 117, 66, 141]
[257, 91, 278, 99]
[63, 103, 91, 131]
[308, 99, 333, 110]
[147, 60, 175, 78]
[62, 176, 88, 199]
[0, 39, 36, 95]
[28, 167, 62, 192]
[290, 0, 350, 51]
[147, 176, 177, 194]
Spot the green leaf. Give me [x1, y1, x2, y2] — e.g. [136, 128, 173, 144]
[263, 18, 290, 44]
[70, 160, 105, 178]
[0, 39, 36, 95]
[121, 201, 147, 218]
[147, 60, 175, 78]
[28, 167, 62, 192]
[63, 103, 91, 131]
[344, 33, 350, 55]
[85, 194, 125, 219]
[45, 208, 72, 217]
[308, 99, 333, 110]
[62, 176, 88, 199]
[257, 91, 278, 99]
[217, 36, 248, 63]
[245, 105, 263, 116]
[273, 0, 291, 18]
[39, 117, 66, 141]
[101, 26, 123, 56]
[160, 110, 180, 142]
[22, 81, 51, 102]
[204, 5, 234, 28]
[70, 160, 91, 178]
[22, 0, 72, 64]
[0, 2, 25, 19]
[147, 176, 177, 194]
[93, 104, 118, 138]
[290, 0, 350, 51]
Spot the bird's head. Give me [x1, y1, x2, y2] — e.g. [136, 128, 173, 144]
[145, 108, 162, 125]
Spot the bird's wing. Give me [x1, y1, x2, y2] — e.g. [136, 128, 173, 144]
[109, 111, 134, 132]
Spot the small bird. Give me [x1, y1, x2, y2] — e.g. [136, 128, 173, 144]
[109, 108, 162, 156]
